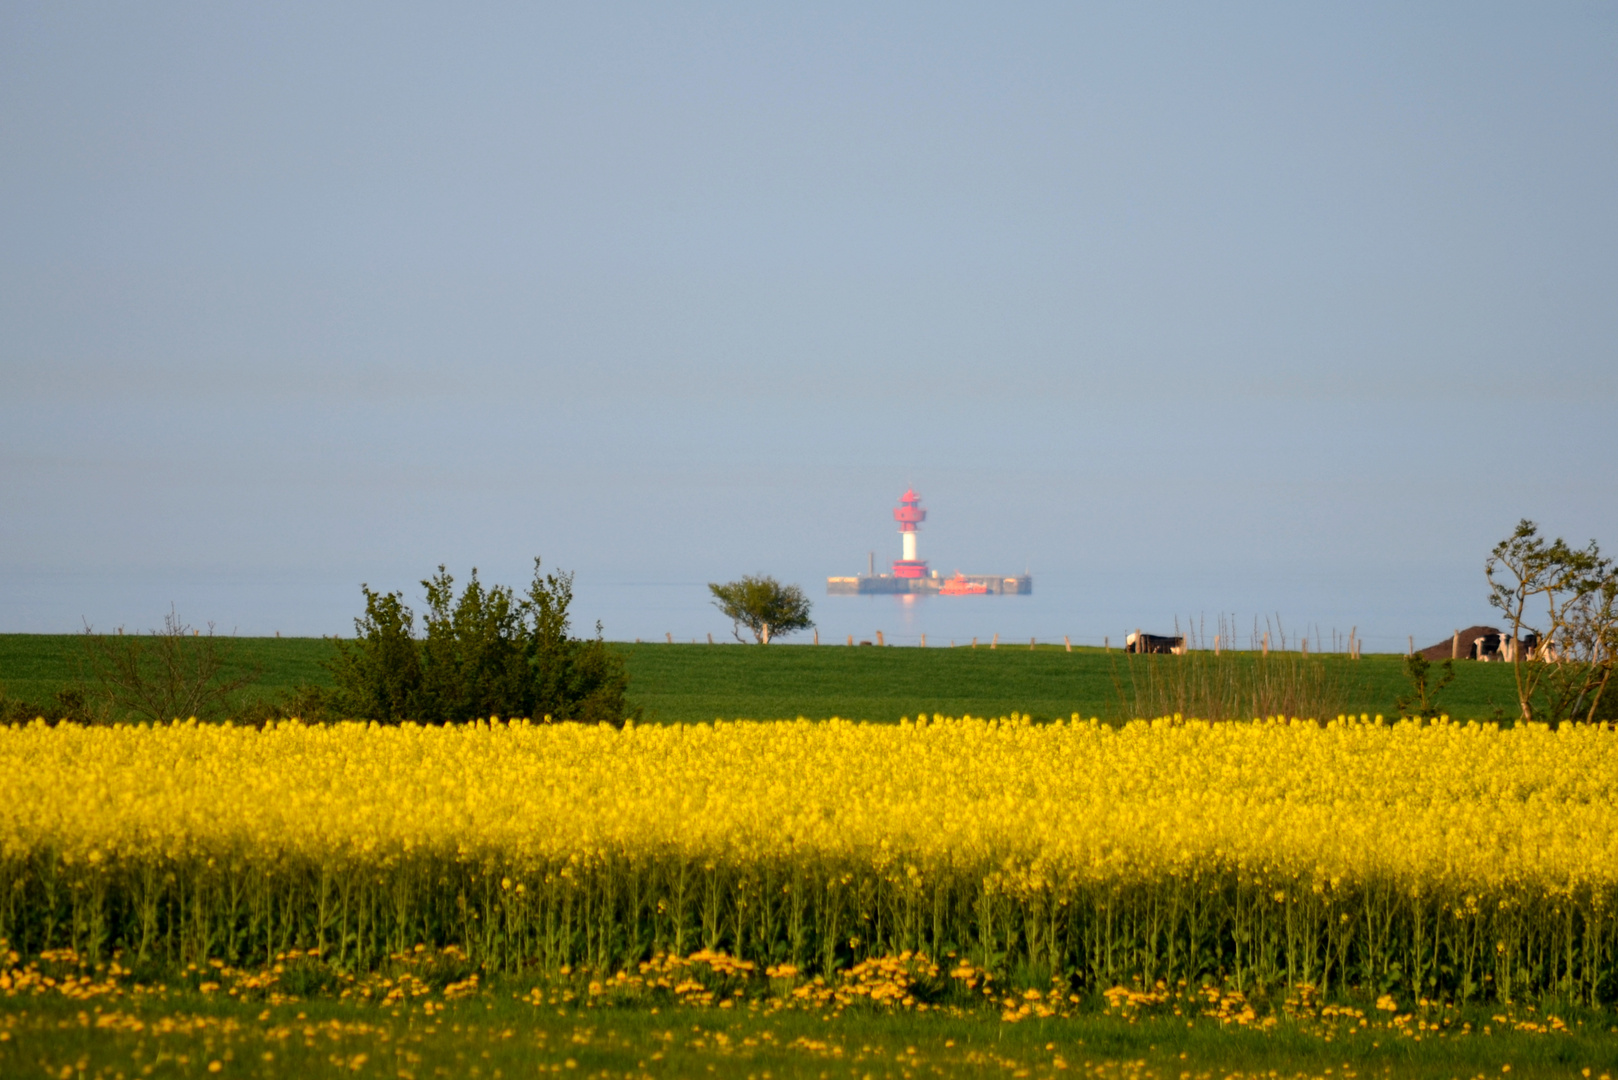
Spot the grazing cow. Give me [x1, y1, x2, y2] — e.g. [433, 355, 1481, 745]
[1473, 631, 1549, 661]
[1126, 631, 1185, 656]
[1417, 627, 1542, 662]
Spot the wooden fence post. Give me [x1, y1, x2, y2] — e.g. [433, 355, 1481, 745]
[990, 634, 998, 650]
[876, 630, 885, 647]
[666, 632, 673, 644]
[1064, 636, 1072, 653]
[920, 633, 926, 648]
[708, 633, 714, 645]
[1452, 630, 1459, 661]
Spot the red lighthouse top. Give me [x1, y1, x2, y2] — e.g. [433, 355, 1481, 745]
[893, 490, 926, 531]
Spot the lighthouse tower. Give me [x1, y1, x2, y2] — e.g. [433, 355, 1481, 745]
[891, 489, 928, 579]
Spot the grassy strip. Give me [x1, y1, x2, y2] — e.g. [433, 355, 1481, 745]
[0, 635, 1526, 723]
[2, 964, 1611, 1080]
[0, 633, 331, 714]
[615, 643, 1523, 724]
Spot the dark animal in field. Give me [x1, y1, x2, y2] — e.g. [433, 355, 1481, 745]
[1125, 631, 1185, 656]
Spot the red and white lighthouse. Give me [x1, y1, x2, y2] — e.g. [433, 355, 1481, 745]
[891, 489, 928, 579]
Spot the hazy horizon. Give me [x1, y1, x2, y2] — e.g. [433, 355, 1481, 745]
[4, 4, 1615, 651]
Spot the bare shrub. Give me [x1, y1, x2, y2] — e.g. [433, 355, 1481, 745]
[79, 607, 259, 723]
[1113, 617, 1360, 722]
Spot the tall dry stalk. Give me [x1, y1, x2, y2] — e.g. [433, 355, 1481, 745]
[1113, 615, 1361, 721]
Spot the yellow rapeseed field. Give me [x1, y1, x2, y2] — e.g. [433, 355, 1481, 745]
[2, 715, 1615, 1003]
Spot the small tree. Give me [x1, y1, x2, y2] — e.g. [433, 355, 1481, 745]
[709, 576, 813, 644]
[1393, 653, 1455, 719]
[1560, 572, 1618, 723]
[1486, 519, 1615, 724]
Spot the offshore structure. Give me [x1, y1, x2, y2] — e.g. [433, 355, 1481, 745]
[827, 490, 1032, 596]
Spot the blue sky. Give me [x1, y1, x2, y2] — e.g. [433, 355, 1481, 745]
[3, 3, 1615, 649]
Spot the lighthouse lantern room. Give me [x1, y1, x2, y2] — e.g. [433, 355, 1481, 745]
[891, 489, 928, 579]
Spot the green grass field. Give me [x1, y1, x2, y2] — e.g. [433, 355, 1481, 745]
[618, 642, 1527, 723]
[0, 634, 1525, 723]
[0, 633, 333, 715]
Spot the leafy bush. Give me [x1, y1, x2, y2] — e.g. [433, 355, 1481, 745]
[323, 559, 632, 724]
[0, 687, 88, 725]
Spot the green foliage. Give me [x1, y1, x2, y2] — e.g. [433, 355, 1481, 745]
[0, 686, 89, 725]
[417, 566, 531, 722]
[326, 587, 423, 722]
[323, 559, 632, 724]
[708, 575, 814, 644]
[1393, 653, 1455, 718]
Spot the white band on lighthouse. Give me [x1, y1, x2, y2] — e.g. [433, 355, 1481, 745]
[902, 531, 917, 562]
